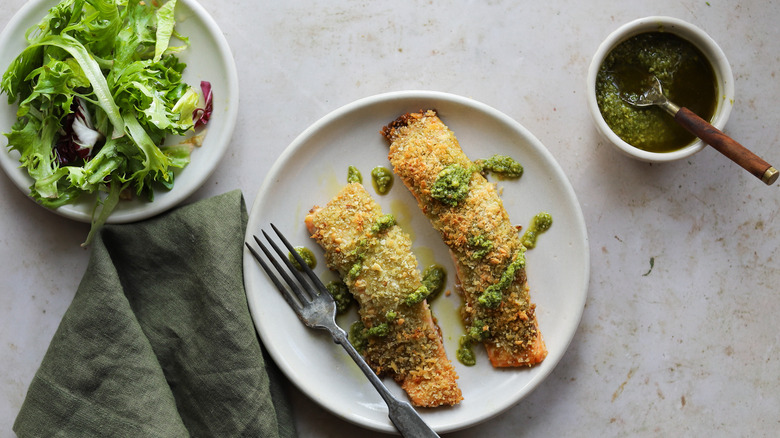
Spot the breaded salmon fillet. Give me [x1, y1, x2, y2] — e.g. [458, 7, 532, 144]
[382, 110, 547, 368]
[305, 182, 462, 407]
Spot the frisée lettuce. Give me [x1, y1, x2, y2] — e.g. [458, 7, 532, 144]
[1, 0, 211, 245]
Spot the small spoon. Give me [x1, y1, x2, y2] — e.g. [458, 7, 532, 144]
[622, 73, 778, 185]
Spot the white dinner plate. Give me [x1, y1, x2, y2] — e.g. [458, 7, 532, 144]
[243, 90, 589, 433]
[0, 0, 238, 223]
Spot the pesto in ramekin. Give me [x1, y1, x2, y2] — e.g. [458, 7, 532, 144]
[596, 32, 717, 153]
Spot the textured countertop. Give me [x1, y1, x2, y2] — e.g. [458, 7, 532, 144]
[2, 0, 778, 436]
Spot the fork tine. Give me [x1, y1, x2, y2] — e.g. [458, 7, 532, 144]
[245, 241, 303, 313]
[252, 234, 311, 305]
[259, 230, 316, 302]
[270, 223, 330, 293]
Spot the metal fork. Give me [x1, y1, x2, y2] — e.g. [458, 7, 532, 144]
[245, 224, 440, 438]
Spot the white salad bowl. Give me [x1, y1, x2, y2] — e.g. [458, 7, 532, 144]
[0, 0, 239, 223]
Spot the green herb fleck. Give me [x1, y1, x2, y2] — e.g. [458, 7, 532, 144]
[643, 257, 655, 276]
[350, 238, 369, 257]
[344, 215, 397, 281]
[347, 262, 362, 279]
[345, 238, 371, 279]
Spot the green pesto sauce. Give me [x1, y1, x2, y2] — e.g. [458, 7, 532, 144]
[346, 237, 368, 279]
[456, 335, 477, 366]
[289, 246, 316, 270]
[347, 215, 396, 280]
[596, 32, 717, 152]
[346, 321, 390, 355]
[478, 155, 524, 179]
[405, 264, 447, 305]
[477, 251, 526, 308]
[467, 318, 490, 342]
[521, 212, 553, 249]
[347, 262, 362, 280]
[349, 238, 369, 258]
[404, 284, 430, 306]
[370, 214, 396, 234]
[371, 166, 393, 195]
[468, 234, 493, 260]
[326, 280, 353, 314]
[421, 264, 446, 301]
[367, 322, 389, 337]
[431, 164, 473, 206]
[457, 319, 490, 366]
[349, 321, 368, 353]
[347, 165, 362, 184]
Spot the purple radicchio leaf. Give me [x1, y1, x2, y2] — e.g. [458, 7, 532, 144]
[55, 98, 103, 165]
[193, 80, 212, 128]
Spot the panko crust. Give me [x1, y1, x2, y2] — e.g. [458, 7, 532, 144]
[383, 110, 547, 367]
[306, 183, 462, 406]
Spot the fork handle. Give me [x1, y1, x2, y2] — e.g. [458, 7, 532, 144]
[675, 107, 778, 185]
[330, 328, 440, 438]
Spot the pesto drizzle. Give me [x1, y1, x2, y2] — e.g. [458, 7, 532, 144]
[347, 165, 362, 184]
[421, 264, 446, 300]
[370, 214, 396, 234]
[404, 264, 447, 305]
[431, 155, 524, 207]
[348, 319, 390, 354]
[367, 322, 389, 337]
[326, 280, 353, 314]
[456, 318, 491, 366]
[456, 335, 477, 366]
[349, 321, 368, 353]
[430, 164, 473, 206]
[371, 166, 393, 195]
[477, 250, 526, 308]
[347, 214, 396, 280]
[521, 212, 553, 249]
[288, 246, 316, 270]
[468, 234, 493, 260]
[404, 285, 430, 306]
[476, 154, 524, 179]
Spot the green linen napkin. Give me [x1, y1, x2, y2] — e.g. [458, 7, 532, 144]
[13, 190, 297, 438]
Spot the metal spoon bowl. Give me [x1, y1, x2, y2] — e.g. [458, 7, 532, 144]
[620, 74, 681, 116]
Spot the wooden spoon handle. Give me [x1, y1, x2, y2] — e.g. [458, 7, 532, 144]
[675, 107, 778, 185]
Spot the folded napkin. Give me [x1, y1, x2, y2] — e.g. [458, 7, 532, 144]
[14, 190, 296, 438]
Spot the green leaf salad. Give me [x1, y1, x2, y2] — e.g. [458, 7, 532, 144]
[1, 0, 212, 245]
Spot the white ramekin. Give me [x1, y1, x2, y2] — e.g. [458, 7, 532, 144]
[587, 16, 734, 162]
